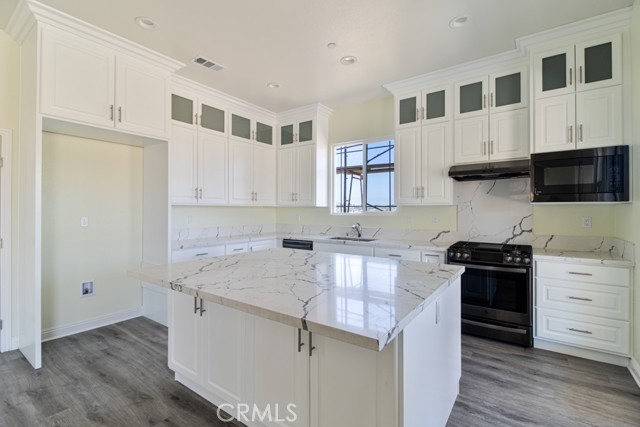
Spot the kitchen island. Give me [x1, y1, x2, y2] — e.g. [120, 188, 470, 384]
[130, 248, 464, 427]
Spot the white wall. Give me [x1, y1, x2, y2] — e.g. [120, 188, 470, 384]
[0, 29, 20, 343]
[41, 132, 143, 334]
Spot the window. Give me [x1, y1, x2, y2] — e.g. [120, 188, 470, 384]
[333, 139, 396, 214]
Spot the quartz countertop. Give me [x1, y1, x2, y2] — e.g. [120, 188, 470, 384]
[533, 248, 634, 267]
[130, 248, 464, 351]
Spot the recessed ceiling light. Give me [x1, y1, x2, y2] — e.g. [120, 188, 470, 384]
[327, 42, 337, 49]
[135, 16, 157, 30]
[267, 82, 281, 89]
[340, 55, 357, 66]
[449, 15, 470, 29]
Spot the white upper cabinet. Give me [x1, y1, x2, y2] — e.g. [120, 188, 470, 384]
[396, 85, 450, 129]
[454, 67, 527, 120]
[40, 26, 170, 139]
[169, 90, 228, 205]
[532, 33, 623, 153]
[230, 110, 275, 147]
[534, 33, 622, 99]
[229, 134, 277, 206]
[276, 105, 331, 207]
[452, 66, 529, 164]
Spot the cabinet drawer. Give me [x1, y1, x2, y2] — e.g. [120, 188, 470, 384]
[535, 261, 630, 287]
[536, 278, 629, 320]
[536, 308, 629, 355]
[172, 245, 226, 262]
[226, 242, 249, 255]
[374, 247, 421, 261]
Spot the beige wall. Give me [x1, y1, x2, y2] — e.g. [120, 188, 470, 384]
[41, 133, 143, 332]
[0, 30, 20, 341]
[614, 0, 640, 363]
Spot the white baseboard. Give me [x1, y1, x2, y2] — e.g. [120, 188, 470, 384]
[629, 358, 640, 389]
[41, 307, 143, 342]
[11, 336, 19, 351]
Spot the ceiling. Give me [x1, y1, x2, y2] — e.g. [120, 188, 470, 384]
[1, 0, 635, 113]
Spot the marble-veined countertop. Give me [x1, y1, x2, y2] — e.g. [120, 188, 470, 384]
[130, 248, 464, 351]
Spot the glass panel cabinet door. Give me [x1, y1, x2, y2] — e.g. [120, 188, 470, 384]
[200, 103, 225, 134]
[455, 77, 487, 118]
[425, 90, 446, 121]
[231, 114, 251, 140]
[576, 34, 621, 92]
[280, 124, 294, 146]
[490, 68, 526, 113]
[298, 120, 313, 143]
[534, 46, 574, 99]
[398, 95, 418, 127]
[256, 121, 273, 145]
[172, 94, 194, 124]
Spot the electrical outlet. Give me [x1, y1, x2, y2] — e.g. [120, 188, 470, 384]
[581, 216, 592, 228]
[431, 216, 439, 225]
[407, 215, 414, 225]
[80, 217, 89, 227]
[81, 281, 95, 297]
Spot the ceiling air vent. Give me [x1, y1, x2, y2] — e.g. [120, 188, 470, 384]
[193, 56, 224, 71]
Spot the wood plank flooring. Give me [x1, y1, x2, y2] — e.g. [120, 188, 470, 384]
[1, 317, 639, 426]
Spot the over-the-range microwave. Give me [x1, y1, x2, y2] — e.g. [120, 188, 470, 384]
[530, 145, 630, 203]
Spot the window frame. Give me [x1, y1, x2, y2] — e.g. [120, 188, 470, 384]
[330, 135, 397, 216]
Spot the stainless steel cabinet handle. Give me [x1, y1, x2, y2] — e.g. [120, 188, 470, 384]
[568, 296, 593, 302]
[199, 298, 206, 316]
[194, 113, 198, 126]
[199, 188, 203, 199]
[110, 105, 114, 121]
[569, 67, 573, 86]
[388, 254, 402, 258]
[421, 186, 425, 198]
[118, 106, 122, 122]
[482, 141, 487, 155]
[232, 248, 243, 252]
[490, 140, 494, 155]
[435, 300, 440, 325]
[490, 93, 494, 107]
[195, 252, 209, 257]
[579, 124, 583, 142]
[297, 329, 305, 352]
[195, 188, 199, 199]
[568, 271, 593, 276]
[193, 296, 198, 314]
[568, 327, 592, 335]
[483, 94, 487, 109]
[421, 107, 425, 120]
[416, 108, 420, 122]
[579, 66, 583, 84]
[309, 332, 316, 357]
[568, 125, 573, 143]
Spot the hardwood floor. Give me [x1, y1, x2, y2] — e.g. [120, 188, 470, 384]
[1, 317, 639, 426]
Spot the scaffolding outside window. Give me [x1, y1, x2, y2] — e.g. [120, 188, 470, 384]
[333, 139, 396, 214]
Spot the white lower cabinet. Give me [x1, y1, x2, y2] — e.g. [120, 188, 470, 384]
[373, 247, 421, 261]
[534, 260, 632, 356]
[168, 280, 461, 427]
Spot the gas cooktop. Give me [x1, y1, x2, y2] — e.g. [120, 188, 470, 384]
[447, 241, 532, 266]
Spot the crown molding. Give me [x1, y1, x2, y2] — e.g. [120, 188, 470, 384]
[277, 103, 333, 120]
[5, 0, 36, 44]
[172, 75, 277, 119]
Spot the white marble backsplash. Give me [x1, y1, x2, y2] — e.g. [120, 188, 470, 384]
[174, 178, 634, 262]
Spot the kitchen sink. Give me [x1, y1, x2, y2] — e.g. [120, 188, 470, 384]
[328, 236, 377, 242]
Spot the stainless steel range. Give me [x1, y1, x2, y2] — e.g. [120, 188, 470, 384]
[446, 241, 533, 347]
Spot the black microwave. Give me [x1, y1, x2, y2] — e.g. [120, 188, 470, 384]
[530, 145, 629, 203]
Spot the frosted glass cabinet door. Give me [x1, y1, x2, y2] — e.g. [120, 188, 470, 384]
[396, 93, 419, 128]
[575, 34, 622, 92]
[298, 120, 313, 143]
[280, 123, 295, 146]
[200, 103, 226, 135]
[172, 94, 194, 125]
[534, 46, 575, 99]
[255, 121, 274, 145]
[489, 68, 527, 114]
[231, 114, 252, 141]
[455, 76, 488, 119]
[424, 89, 447, 122]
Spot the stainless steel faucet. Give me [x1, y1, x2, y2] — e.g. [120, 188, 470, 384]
[352, 222, 362, 238]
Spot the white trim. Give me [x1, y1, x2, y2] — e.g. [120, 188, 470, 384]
[629, 358, 640, 389]
[5, 0, 36, 44]
[534, 338, 630, 367]
[0, 129, 13, 352]
[41, 307, 143, 342]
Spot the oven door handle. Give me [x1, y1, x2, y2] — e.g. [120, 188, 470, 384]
[448, 262, 528, 274]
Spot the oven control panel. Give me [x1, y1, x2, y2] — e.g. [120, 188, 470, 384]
[504, 251, 531, 266]
[446, 241, 532, 267]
